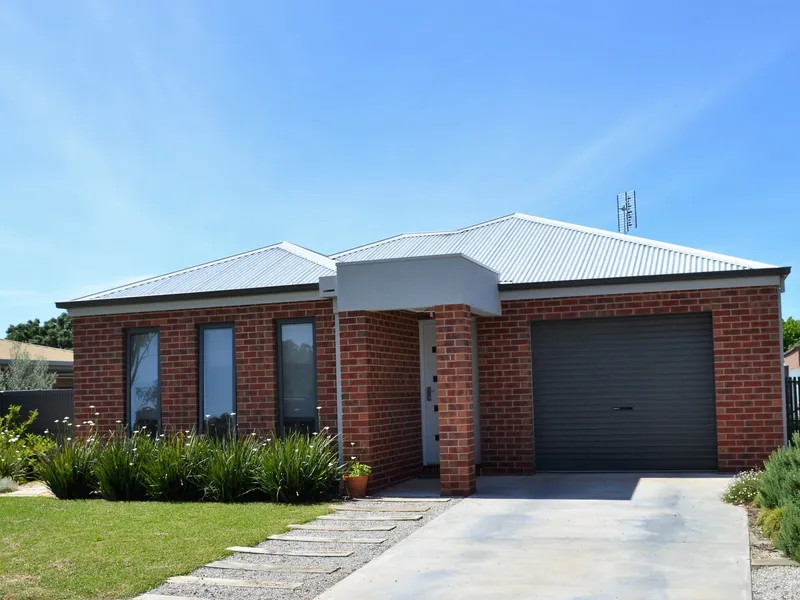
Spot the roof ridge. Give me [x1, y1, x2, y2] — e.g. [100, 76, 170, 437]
[278, 242, 336, 270]
[70, 241, 334, 302]
[331, 213, 518, 259]
[509, 213, 775, 269]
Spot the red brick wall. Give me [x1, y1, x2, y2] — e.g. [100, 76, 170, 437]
[477, 285, 784, 474]
[72, 300, 337, 435]
[339, 310, 421, 490]
[435, 304, 476, 496]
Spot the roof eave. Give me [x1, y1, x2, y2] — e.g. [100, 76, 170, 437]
[498, 266, 791, 292]
[56, 282, 321, 310]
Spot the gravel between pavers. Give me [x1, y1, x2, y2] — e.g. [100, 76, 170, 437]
[752, 567, 800, 600]
[147, 497, 459, 600]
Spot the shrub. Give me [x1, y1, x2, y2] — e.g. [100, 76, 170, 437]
[721, 470, 762, 505]
[256, 431, 342, 503]
[200, 434, 261, 502]
[757, 506, 784, 540]
[776, 502, 800, 561]
[757, 433, 800, 509]
[36, 437, 98, 499]
[0, 476, 18, 493]
[0, 433, 26, 481]
[141, 432, 205, 501]
[94, 430, 152, 501]
[0, 405, 54, 481]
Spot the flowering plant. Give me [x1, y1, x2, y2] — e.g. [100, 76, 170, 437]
[345, 441, 371, 477]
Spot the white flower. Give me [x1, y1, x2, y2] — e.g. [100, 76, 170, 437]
[95, 412, 100, 416]
[44, 429, 49, 435]
[316, 406, 322, 410]
[230, 412, 236, 416]
[324, 426, 330, 430]
[66, 437, 72, 442]
[250, 432, 256, 436]
[76, 424, 82, 429]
[89, 405, 95, 409]
[129, 462, 134, 466]
[55, 420, 59, 423]
[350, 442, 356, 446]
[160, 434, 165, 438]
[312, 432, 318, 436]
[205, 415, 211, 419]
[116, 420, 122, 424]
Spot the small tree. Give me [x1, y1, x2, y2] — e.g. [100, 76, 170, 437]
[0, 343, 57, 391]
[785, 317, 800, 351]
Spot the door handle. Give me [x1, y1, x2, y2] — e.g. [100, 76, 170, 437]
[426, 386, 432, 402]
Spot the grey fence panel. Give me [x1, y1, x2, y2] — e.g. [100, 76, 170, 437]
[0, 390, 74, 435]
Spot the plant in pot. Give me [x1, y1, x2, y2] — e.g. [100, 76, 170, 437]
[344, 444, 371, 498]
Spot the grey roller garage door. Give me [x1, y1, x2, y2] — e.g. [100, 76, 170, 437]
[532, 313, 717, 471]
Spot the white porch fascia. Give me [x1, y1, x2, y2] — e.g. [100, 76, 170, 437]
[327, 254, 501, 316]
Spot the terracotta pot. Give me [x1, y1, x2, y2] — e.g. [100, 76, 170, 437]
[344, 475, 369, 498]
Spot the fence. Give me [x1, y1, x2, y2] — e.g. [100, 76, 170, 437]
[0, 389, 74, 435]
[787, 376, 800, 439]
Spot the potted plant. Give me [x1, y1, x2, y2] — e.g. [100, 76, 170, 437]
[344, 446, 371, 498]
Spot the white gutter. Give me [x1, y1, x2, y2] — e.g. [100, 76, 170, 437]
[333, 298, 344, 464]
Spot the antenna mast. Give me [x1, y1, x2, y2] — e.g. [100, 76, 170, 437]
[617, 190, 638, 234]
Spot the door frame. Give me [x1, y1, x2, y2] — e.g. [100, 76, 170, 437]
[419, 320, 437, 465]
[419, 318, 482, 466]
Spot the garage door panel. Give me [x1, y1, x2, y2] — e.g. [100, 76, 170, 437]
[532, 313, 718, 471]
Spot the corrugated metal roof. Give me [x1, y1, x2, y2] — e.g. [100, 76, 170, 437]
[65, 213, 779, 305]
[331, 213, 776, 284]
[71, 242, 336, 302]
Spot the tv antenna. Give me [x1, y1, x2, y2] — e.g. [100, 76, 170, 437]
[617, 190, 637, 234]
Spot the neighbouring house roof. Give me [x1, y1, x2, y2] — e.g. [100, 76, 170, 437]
[57, 213, 787, 308]
[0, 339, 73, 365]
[332, 213, 779, 284]
[786, 346, 800, 357]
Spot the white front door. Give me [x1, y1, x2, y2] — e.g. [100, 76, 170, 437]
[420, 320, 440, 465]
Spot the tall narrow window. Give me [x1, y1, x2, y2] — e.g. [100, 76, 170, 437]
[277, 319, 317, 434]
[200, 324, 235, 437]
[127, 329, 160, 434]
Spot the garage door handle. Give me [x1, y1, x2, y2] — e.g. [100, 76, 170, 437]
[612, 406, 634, 411]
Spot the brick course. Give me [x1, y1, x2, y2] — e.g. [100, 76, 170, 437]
[72, 300, 337, 435]
[477, 285, 784, 474]
[339, 310, 422, 490]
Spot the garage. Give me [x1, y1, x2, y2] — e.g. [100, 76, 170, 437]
[531, 313, 718, 471]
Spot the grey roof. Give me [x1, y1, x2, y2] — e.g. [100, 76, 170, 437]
[68, 242, 336, 302]
[61, 213, 783, 307]
[332, 213, 777, 284]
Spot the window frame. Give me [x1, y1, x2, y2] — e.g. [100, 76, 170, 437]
[125, 327, 162, 434]
[198, 322, 237, 434]
[276, 317, 318, 436]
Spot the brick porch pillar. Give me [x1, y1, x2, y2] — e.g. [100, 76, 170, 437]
[435, 304, 476, 496]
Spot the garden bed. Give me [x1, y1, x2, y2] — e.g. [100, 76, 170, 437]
[748, 506, 800, 600]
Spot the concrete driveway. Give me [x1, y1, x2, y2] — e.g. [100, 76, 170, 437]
[318, 474, 750, 600]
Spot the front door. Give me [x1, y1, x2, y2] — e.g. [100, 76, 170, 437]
[420, 320, 439, 465]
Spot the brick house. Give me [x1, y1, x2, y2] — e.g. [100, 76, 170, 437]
[57, 214, 790, 496]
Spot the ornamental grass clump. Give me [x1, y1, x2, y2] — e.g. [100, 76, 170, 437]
[141, 431, 205, 501]
[200, 427, 261, 503]
[36, 433, 98, 499]
[94, 429, 152, 501]
[256, 430, 342, 503]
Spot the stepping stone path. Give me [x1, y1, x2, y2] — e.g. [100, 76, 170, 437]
[138, 495, 455, 600]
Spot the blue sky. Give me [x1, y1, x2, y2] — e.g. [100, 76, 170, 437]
[1, 1, 799, 329]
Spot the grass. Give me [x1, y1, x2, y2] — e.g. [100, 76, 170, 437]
[0, 498, 330, 600]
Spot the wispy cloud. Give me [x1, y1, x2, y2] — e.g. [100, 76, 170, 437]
[532, 43, 795, 202]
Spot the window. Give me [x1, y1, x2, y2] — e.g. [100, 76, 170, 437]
[127, 329, 160, 434]
[277, 319, 317, 434]
[200, 324, 236, 437]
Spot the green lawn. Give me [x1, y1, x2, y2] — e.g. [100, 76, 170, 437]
[0, 498, 330, 600]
